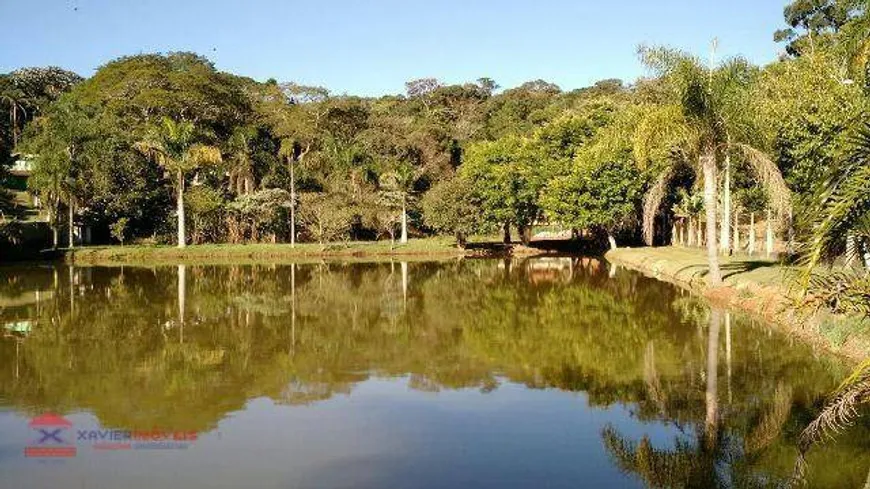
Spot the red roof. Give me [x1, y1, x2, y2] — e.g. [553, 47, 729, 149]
[28, 413, 73, 427]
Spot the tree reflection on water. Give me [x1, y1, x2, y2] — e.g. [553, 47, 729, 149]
[0, 258, 867, 487]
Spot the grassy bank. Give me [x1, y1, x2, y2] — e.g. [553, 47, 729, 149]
[64, 238, 476, 265]
[606, 246, 870, 363]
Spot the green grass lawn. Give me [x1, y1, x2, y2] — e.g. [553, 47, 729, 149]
[607, 246, 794, 290]
[65, 237, 470, 265]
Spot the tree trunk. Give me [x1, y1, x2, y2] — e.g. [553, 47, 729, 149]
[177, 264, 186, 344]
[702, 151, 723, 285]
[720, 150, 731, 254]
[519, 224, 532, 246]
[503, 223, 511, 244]
[48, 206, 58, 249]
[697, 216, 703, 248]
[400, 197, 408, 244]
[11, 105, 19, 146]
[68, 200, 75, 250]
[733, 208, 740, 255]
[706, 308, 721, 449]
[765, 208, 773, 258]
[681, 220, 686, 246]
[607, 232, 617, 251]
[455, 231, 467, 249]
[177, 171, 186, 248]
[290, 158, 296, 248]
[749, 212, 756, 256]
[686, 217, 695, 248]
[401, 261, 408, 309]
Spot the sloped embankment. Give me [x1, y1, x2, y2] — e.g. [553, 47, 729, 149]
[606, 247, 869, 363]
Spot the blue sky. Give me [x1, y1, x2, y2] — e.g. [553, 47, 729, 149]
[1, 0, 788, 96]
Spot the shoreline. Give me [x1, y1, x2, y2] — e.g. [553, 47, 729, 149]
[606, 247, 869, 364]
[61, 240, 476, 266]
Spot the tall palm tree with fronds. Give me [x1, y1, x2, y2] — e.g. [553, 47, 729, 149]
[278, 138, 309, 248]
[637, 45, 792, 285]
[0, 84, 30, 147]
[228, 127, 255, 196]
[135, 117, 222, 248]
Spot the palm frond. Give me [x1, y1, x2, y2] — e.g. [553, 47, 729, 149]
[632, 104, 697, 168]
[643, 167, 673, 245]
[794, 360, 870, 482]
[186, 144, 222, 169]
[732, 143, 793, 226]
[800, 123, 870, 282]
[802, 269, 870, 317]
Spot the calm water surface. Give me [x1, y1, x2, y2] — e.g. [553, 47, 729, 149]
[0, 258, 868, 489]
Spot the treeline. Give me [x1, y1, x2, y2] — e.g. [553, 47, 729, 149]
[0, 53, 623, 247]
[1, 1, 869, 278]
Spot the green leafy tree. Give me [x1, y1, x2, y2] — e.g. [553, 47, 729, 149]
[542, 152, 644, 249]
[460, 135, 549, 244]
[227, 188, 292, 243]
[421, 175, 482, 247]
[23, 98, 96, 249]
[110, 217, 129, 245]
[185, 185, 226, 244]
[298, 192, 355, 248]
[774, 0, 864, 56]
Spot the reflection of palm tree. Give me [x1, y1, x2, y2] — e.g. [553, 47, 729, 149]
[644, 341, 667, 415]
[602, 425, 723, 488]
[705, 309, 721, 448]
[602, 308, 726, 488]
[401, 261, 408, 309]
[178, 264, 186, 344]
[743, 383, 792, 455]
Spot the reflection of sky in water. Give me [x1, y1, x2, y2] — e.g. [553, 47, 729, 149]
[0, 377, 668, 489]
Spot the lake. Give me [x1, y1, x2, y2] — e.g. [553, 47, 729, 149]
[1, 258, 868, 488]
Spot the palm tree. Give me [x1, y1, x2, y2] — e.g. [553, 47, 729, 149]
[228, 128, 255, 196]
[279, 138, 311, 248]
[0, 84, 30, 147]
[795, 359, 870, 483]
[379, 162, 416, 244]
[637, 45, 791, 285]
[801, 121, 870, 278]
[135, 117, 222, 248]
[793, 123, 870, 484]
